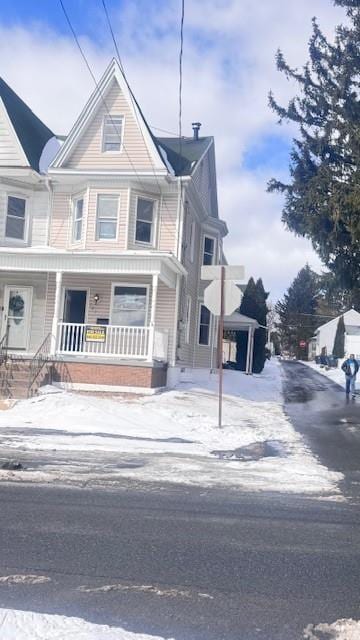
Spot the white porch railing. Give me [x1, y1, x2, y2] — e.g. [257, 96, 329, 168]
[56, 323, 168, 361]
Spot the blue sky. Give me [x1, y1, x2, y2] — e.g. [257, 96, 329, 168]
[0, 0, 346, 300]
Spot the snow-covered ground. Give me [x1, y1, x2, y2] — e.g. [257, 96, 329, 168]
[304, 618, 360, 639]
[0, 608, 171, 639]
[0, 360, 343, 495]
[304, 360, 346, 388]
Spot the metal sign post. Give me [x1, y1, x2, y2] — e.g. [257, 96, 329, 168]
[218, 265, 225, 428]
[201, 263, 245, 430]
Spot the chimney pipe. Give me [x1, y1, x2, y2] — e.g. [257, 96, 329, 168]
[192, 122, 201, 141]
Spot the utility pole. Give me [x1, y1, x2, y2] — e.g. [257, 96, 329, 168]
[218, 265, 225, 428]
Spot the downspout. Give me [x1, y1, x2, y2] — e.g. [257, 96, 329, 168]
[45, 177, 53, 247]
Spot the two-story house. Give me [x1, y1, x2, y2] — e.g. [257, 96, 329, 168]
[0, 59, 229, 395]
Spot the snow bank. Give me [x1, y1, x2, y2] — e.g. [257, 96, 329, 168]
[304, 618, 360, 639]
[0, 360, 343, 495]
[0, 608, 170, 639]
[303, 361, 346, 389]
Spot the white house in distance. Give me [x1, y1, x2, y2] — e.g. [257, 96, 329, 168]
[0, 59, 254, 397]
[308, 309, 360, 360]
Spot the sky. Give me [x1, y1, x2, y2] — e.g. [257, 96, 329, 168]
[0, 0, 347, 301]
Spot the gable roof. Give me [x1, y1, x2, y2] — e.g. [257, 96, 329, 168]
[50, 59, 168, 173]
[0, 77, 54, 172]
[157, 136, 213, 176]
[316, 309, 360, 334]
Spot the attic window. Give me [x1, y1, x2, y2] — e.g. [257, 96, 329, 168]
[102, 115, 123, 152]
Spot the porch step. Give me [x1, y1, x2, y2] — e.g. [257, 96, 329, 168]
[0, 358, 53, 400]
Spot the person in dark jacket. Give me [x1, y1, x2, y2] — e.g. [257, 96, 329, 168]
[341, 354, 359, 397]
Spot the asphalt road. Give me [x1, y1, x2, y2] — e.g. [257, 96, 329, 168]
[0, 362, 359, 639]
[282, 361, 360, 501]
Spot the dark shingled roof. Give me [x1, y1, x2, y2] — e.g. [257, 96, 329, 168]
[0, 77, 54, 172]
[156, 136, 213, 176]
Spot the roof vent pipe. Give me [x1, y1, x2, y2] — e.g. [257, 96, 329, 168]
[192, 122, 201, 141]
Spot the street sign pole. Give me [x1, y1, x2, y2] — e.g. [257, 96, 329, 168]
[218, 265, 225, 428]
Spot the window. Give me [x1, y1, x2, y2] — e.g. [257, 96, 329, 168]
[135, 198, 155, 244]
[203, 236, 215, 265]
[111, 285, 148, 326]
[5, 196, 26, 240]
[102, 115, 123, 152]
[72, 197, 84, 242]
[198, 304, 211, 345]
[185, 296, 192, 344]
[96, 195, 119, 240]
[188, 221, 195, 262]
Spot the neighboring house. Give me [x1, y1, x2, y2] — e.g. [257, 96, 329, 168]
[0, 59, 232, 394]
[308, 309, 360, 360]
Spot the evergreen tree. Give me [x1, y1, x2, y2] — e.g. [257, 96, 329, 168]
[333, 314, 345, 357]
[275, 265, 319, 359]
[268, 2, 360, 299]
[236, 277, 269, 373]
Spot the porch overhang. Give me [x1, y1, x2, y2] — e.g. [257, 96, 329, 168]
[223, 312, 259, 331]
[0, 248, 186, 288]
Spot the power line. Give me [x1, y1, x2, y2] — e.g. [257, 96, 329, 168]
[99, 0, 187, 246]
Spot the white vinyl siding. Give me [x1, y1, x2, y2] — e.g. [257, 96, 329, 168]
[5, 195, 27, 241]
[188, 220, 195, 263]
[102, 114, 123, 152]
[185, 295, 191, 344]
[96, 194, 119, 240]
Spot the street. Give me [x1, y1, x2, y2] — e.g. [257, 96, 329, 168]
[0, 362, 359, 639]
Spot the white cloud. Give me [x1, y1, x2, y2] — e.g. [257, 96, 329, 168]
[0, 0, 344, 298]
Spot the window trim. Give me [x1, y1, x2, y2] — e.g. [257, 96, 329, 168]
[134, 194, 158, 247]
[71, 195, 85, 244]
[110, 282, 150, 327]
[198, 302, 211, 347]
[202, 235, 216, 266]
[101, 114, 125, 154]
[95, 193, 120, 242]
[5, 193, 29, 244]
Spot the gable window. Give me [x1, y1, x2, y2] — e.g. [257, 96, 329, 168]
[72, 197, 84, 242]
[102, 115, 123, 152]
[5, 196, 27, 241]
[96, 194, 119, 240]
[198, 304, 211, 346]
[111, 285, 148, 326]
[203, 236, 215, 265]
[135, 197, 155, 244]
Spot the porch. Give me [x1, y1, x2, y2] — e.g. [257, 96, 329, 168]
[0, 249, 185, 372]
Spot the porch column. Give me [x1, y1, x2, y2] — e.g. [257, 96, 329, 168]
[245, 326, 252, 375]
[147, 273, 159, 362]
[50, 271, 63, 356]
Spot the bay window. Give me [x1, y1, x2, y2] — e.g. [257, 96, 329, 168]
[96, 194, 119, 240]
[135, 197, 155, 244]
[5, 196, 27, 241]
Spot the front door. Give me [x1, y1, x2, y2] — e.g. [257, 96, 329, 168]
[2, 286, 33, 350]
[63, 289, 87, 324]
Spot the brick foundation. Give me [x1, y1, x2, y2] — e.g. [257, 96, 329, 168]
[52, 360, 168, 389]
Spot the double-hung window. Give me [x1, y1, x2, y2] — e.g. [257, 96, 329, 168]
[72, 197, 84, 242]
[202, 236, 215, 265]
[5, 196, 27, 241]
[135, 197, 155, 244]
[111, 285, 148, 326]
[102, 115, 123, 152]
[96, 195, 119, 240]
[198, 304, 211, 346]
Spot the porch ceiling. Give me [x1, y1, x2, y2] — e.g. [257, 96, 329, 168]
[0, 249, 186, 288]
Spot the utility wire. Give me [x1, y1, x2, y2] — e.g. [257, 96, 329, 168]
[59, 0, 166, 203]
[100, 0, 187, 245]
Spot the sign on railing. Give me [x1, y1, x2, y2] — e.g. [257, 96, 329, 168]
[85, 325, 106, 343]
